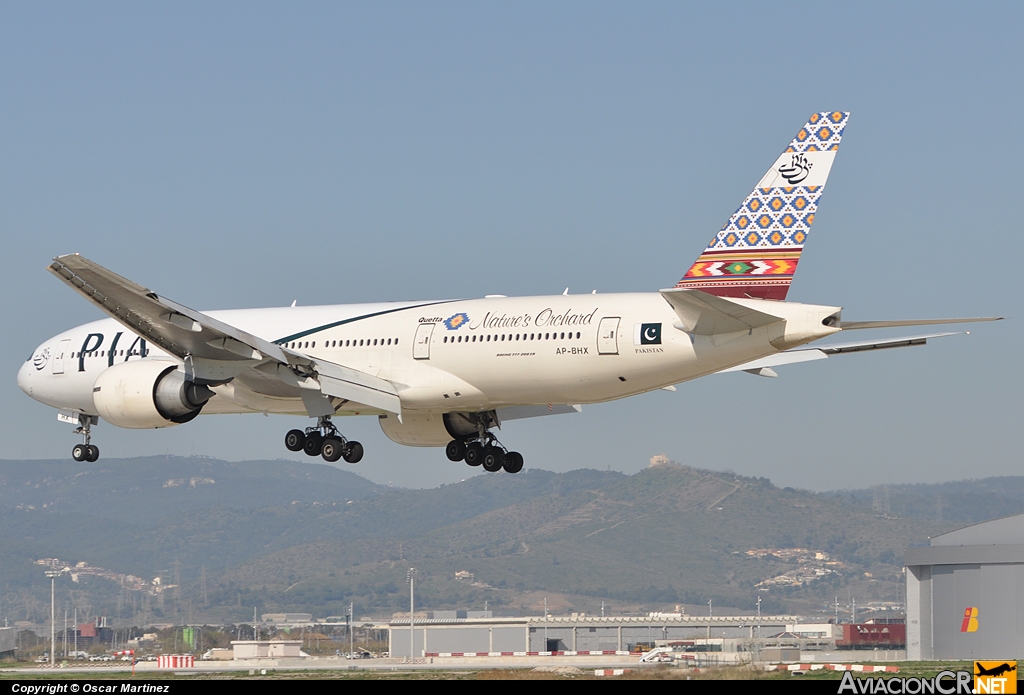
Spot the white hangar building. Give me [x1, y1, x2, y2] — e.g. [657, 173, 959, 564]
[906, 513, 1024, 660]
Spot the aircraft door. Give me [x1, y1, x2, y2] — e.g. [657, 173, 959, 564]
[597, 317, 620, 355]
[413, 323, 435, 360]
[52, 339, 71, 374]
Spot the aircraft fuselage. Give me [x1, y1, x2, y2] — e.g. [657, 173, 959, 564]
[19, 292, 840, 420]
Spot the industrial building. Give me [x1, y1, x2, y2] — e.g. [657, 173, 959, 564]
[906, 512, 1024, 659]
[388, 613, 803, 658]
[0, 627, 15, 658]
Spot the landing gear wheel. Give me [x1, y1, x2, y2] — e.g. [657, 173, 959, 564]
[482, 446, 505, 473]
[464, 442, 484, 467]
[72, 444, 88, 462]
[343, 441, 363, 464]
[503, 451, 524, 474]
[303, 432, 324, 457]
[445, 440, 466, 462]
[85, 445, 99, 462]
[321, 437, 344, 463]
[285, 429, 306, 452]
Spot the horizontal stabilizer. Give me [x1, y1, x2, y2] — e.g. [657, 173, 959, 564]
[811, 332, 959, 354]
[718, 349, 827, 373]
[660, 288, 782, 335]
[718, 332, 962, 375]
[841, 317, 1002, 330]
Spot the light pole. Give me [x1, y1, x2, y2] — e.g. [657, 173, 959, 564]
[544, 597, 548, 650]
[756, 595, 762, 637]
[44, 568, 68, 668]
[407, 568, 417, 661]
[755, 595, 762, 662]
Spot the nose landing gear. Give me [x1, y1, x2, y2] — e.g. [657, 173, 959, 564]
[71, 414, 100, 462]
[285, 416, 363, 464]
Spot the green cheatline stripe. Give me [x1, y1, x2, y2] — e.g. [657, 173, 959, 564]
[274, 300, 458, 344]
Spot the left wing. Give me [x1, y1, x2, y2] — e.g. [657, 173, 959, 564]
[717, 332, 962, 378]
[47, 254, 401, 415]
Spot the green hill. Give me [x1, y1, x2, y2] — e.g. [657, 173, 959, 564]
[2, 455, 1014, 624]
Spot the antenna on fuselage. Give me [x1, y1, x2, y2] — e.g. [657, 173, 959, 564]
[562, 287, 569, 295]
[290, 300, 297, 307]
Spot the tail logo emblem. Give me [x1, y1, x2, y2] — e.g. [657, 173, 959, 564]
[778, 153, 813, 184]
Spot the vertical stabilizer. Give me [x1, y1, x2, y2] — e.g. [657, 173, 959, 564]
[675, 111, 849, 300]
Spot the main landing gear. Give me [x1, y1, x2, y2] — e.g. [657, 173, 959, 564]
[444, 417, 524, 474]
[71, 414, 100, 462]
[285, 416, 363, 464]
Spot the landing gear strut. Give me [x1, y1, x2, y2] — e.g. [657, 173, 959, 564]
[445, 414, 523, 474]
[71, 414, 100, 462]
[285, 416, 363, 464]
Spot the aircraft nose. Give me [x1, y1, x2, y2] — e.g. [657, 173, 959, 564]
[17, 358, 33, 396]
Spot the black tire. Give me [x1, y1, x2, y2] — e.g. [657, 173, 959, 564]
[285, 429, 306, 452]
[464, 442, 484, 466]
[321, 437, 344, 463]
[72, 444, 87, 462]
[343, 441, 363, 464]
[303, 432, 324, 457]
[445, 440, 466, 462]
[503, 451, 524, 474]
[482, 446, 505, 473]
[86, 445, 100, 462]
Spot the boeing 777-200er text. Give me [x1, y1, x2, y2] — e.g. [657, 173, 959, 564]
[17, 112, 1000, 472]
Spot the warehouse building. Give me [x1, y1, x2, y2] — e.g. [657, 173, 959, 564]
[905, 513, 1024, 659]
[388, 613, 800, 657]
[0, 627, 15, 658]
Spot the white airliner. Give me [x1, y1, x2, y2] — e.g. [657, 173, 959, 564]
[17, 112, 999, 472]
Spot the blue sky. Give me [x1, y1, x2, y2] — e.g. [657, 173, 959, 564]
[2, 2, 1020, 489]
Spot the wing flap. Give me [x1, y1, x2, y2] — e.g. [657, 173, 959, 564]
[315, 359, 401, 414]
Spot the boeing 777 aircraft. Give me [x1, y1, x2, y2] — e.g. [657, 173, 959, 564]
[17, 112, 999, 473]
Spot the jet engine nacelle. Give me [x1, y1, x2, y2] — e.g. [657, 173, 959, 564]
[378, 410, 497, 446]
[92, 360, 214, 429]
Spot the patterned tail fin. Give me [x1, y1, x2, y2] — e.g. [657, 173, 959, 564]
[675, 111, 849, 300]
